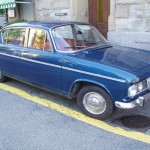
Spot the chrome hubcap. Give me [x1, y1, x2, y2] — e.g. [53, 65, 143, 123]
[83, 92, 106, 115]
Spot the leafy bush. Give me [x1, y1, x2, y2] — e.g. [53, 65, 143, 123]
[9, 19, 27, 25]
[0, 10, 4, 16]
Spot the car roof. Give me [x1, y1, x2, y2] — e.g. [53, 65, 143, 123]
[7, 21, 90, 29]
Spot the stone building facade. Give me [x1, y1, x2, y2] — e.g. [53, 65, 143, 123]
[2, 0, 148, 50]
[34, 0, 150, 50]
[34, 0, 88, 23]
[108, 0, 150, 50]
[0, 0, 145, 50]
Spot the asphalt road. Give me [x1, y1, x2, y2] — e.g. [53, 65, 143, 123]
[0, 80, 150, 150]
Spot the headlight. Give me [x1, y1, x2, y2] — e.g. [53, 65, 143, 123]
[147, 78, 150, 89]
[128, 84, 138, 98]
[128, 79, 148, 98]
[137, 82, 144, 91]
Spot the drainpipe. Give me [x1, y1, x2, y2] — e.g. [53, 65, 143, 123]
[5, 8, 8, 25]
[32, 0, 36, 20]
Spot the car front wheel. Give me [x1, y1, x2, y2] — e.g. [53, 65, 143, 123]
[77, 85, 114, 120]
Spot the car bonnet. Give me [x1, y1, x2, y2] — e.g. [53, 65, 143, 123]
[69, 45, 150, 77]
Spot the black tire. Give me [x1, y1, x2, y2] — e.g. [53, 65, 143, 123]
[0, 71, 7, 82]
[77, 85, 114, 120]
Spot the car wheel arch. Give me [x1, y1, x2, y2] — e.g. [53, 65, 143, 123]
[0, 70, 7, 82]
[69, 79, 112, 100]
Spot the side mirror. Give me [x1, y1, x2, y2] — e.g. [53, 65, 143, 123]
[77, 30, 82, 34]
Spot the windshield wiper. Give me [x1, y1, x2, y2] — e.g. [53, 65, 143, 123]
[96, 41, 111, 46]
[64, 46, 87, 49]
[99, 43, 112, 47]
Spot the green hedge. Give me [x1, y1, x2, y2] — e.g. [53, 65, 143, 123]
[9, 19, 27, 25]
[0, 10, 4, 15]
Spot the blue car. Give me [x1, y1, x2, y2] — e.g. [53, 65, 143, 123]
[0, 21, 150, 119]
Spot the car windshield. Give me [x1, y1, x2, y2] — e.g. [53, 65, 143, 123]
[52, 24, 110, 52]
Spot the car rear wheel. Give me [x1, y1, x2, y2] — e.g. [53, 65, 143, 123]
[0, 71, 7, 82]
[77, 85, 114, 120]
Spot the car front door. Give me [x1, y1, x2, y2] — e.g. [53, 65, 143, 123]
[20, 28, 62, 92]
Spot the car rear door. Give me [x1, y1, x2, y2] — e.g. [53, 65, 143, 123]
[20, 28, 62, 92]
[0, 27, 26, 78]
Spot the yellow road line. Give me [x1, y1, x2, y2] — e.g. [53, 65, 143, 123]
[0, 83, 150, 144]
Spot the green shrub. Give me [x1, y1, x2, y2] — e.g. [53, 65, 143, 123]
[9, 19, 27, 25]
[0, 10, 4, 16]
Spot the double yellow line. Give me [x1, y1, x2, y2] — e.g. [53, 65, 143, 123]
[0, 83, 150, 144]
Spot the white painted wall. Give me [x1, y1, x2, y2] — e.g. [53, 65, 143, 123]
[21, 3, 34, 21]
[0, 16, 6, 27]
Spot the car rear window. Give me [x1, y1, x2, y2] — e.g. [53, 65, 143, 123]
[2, 28, 26, 46]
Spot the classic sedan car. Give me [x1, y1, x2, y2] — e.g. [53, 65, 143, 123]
[0, 21, 150, 120]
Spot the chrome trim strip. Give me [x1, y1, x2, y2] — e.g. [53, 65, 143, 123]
[0, 52, 126, 82]
[21, 57, 61, 68]
[0, 52, 61, 68]
[62, 66, 126, 83]
[0, 52, 20, 59]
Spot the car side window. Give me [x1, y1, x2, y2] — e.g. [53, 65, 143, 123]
[52, 25, 74, 51]
[28, 28, 51, 51]
[2, 28, 26, 46]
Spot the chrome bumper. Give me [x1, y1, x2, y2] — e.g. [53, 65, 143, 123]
[115, 93, 150, 109]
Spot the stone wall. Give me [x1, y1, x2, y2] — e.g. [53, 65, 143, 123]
[34, 0, 88, 22]
[108, 0, 150, 50]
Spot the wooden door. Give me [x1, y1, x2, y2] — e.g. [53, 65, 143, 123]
[89, 0, 110, 38]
